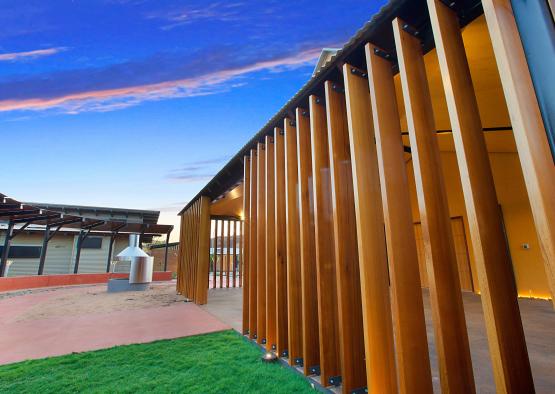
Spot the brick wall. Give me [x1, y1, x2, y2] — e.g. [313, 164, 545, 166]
[149, 246, 179, 273]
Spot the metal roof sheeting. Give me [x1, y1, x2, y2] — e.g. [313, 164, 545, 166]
[1, 193, 173, 236]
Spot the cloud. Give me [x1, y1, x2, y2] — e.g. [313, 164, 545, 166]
[157, 201, 189, 213]
[165, 156, 231, 183]
[0, 46, 322, 114]
[146, 2, 246, 30]
[166, 173, 215, 183]
[0, 47, 67, 62]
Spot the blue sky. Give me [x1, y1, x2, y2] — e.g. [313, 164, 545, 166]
[0, 0, 385, 237]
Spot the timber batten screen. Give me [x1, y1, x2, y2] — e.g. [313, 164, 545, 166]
[177, 197, 243, 305]
[180, 1, 554, 392]
[177, 196, 211, 304]
[209, 217, 242, 289]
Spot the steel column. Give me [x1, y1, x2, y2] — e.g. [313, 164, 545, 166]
[164, 230, 172, 272]
[0, 220, 14, 277]
[106, 233, 117, 273]
[38, 226, 51, 275]
[73, 230, 85, 274]
[105, 224, 125, 273]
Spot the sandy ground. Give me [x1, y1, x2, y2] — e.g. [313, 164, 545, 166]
[0, 281, 230, 365]
[8, 282, 186, 323]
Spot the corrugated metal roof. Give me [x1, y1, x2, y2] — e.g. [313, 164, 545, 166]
[1, 193, 172, 235]
[179, 0, 483, 214]
[27, 202, 160, 224]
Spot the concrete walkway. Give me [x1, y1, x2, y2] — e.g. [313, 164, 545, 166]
[201, 287, 243, 332]
[0, 282, 229, 365]
[202, 288, 555, 393]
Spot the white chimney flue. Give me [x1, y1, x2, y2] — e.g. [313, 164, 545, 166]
[116, 234, 149, 260]
[116, 234, 153, 284]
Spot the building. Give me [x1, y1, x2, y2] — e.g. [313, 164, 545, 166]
[148, 242, 179, 273]
[176, 1, 554, 393]
[0, 200, 171, 277]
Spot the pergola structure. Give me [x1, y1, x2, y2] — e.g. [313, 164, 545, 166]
[0, 193, 173, 277]
[177, 0, 554, 393]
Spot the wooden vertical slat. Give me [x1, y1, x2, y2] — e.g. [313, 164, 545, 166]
[210, 219, 215, 289]
[185, 211, 190, 295]
[220, 219, 228, 288]
[365, 43, 433, 394]
[189, 204, 198, 301]
[233, 220, 238, 288]
[222, 219, 227, 288]
[213, 219, 219, 289]
[265, 136, 277, 349]
[184, 210, 188, 295]
[309, 95, 341, 385]
[192, 203, 198, 297]
[184, 211, 189, 294]
[482, 0, 555, 306]
[243, 157, 251, 333]
[240, 220, 244, 287]
[192, 201, 200, 299]
[427, 2, 534, 391]
[393, 18, 475, 394]
[343, 64, 397, 393]
[189, 203, 195, 298]
[187, 204, 194, 298]
[192, 205, 197, 297]
[274, 127, 289, 357]
[257, 143, 267, 345]
[177, 213, 185, 294]
[176, 214, 181, 293]
[195, 196, 211, 305]
[225, 220, 232, 288]
[324, 80, 366, 392]
[249, 149, 258, 339]
[218, 219, 224, 289]
[192, 204, 197, 297]
[296, 107, 320, 375]
[285, 118, 303, 366]
[183, 209, 193, 299]
[184, 208, 192, 298]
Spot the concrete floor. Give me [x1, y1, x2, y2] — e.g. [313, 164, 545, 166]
[202, 288, 554, 393]
[201, 287, 243, 332]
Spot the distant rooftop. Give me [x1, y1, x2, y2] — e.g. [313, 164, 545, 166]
[25, 202, 160, 224]
[312, 48, 339, 76]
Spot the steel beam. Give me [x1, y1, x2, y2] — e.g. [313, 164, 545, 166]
[11, 214, 59, 224]
[0, 209, 40, 217]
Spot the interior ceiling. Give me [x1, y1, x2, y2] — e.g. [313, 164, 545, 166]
[397, 15, 516, 154]
[210, 184, 243, 217]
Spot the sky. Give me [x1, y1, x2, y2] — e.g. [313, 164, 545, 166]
[0, 0, 386, 239]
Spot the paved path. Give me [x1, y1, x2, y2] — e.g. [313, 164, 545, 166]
[203, 287, 555, 393]
[0, 283, 229, 365]
[201, 287, 243, 332]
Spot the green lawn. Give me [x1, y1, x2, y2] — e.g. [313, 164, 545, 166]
[0, 330, 316, 393]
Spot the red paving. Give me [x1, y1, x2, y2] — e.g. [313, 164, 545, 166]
[0, 271, 173, 293]
[0, 284, 230, 365]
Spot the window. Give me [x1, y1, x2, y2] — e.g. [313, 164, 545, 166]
[82, 237, 103, 249]
[0, 245, 42, 258]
